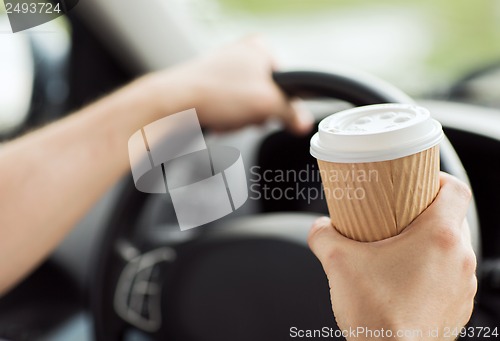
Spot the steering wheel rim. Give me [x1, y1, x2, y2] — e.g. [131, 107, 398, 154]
[91, 70, 481, 341]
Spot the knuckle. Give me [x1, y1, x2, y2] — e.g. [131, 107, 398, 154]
[472, 276, 479, 298]
[451, 180, 472, 201]
[462, 250, 478, 275]
[431, 224, 461, 250]
[325, 247, 345, 265]
[470, 276, 478, 298]
[323, 247, 348, 275]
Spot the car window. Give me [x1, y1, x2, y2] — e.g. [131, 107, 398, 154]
[179, 0, 500, 96]
[0, 8, 70, 136]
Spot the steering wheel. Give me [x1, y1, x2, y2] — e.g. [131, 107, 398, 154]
[91, 70, 481, 341]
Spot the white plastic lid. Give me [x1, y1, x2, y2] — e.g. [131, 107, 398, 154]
[310, 103, 443, 163]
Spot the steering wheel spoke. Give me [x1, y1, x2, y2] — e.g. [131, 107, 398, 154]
[114, 247, 176, 333]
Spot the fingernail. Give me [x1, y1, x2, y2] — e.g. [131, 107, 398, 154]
[293, 112, 314, 136]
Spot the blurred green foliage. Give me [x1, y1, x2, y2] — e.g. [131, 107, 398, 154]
[216, 0, 500, 80]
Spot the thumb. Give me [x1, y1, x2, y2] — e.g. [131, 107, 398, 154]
[308, 217, 357, 271]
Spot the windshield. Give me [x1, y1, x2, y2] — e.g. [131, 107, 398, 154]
[183, 0, 500, 96]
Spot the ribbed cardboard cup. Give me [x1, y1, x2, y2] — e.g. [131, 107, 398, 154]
[310, 104, 443, 242]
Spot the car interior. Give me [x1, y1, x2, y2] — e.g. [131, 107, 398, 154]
[1, 0, 500, 340]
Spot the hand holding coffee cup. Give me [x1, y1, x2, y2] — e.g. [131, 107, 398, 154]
[310, 104, 443, 242]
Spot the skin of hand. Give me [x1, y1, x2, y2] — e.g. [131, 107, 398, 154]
[0, 38, 312, 295]
[150, 36, 313, 134]
[308, 172, 477, 340]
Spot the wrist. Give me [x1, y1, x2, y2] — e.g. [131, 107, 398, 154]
[138, 68, 199, 122]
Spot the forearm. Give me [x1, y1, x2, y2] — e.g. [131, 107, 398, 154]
[0, 71, 194, 295]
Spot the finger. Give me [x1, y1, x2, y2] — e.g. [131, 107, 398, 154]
[242, 35, 279, 69]
[280, 99, 314, 136]
[406, 172, 472, 234]
[308, 217, 356, 268]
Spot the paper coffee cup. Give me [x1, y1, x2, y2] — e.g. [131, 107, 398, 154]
[310, 104, 443, 242]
